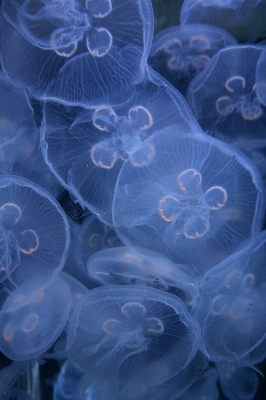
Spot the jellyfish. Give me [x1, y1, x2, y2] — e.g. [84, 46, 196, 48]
[86, 246, 199, 306]
[194, 231, 266, 365]
[217, 362, 259, 400]
[67, 285, 200, 386]
[149, 23, 237, 95]
[2, 0, 154, 107]
[112, 127, 265, 271]
[180, 0, 263, 40]
[187, 45, 266, 144]
[0, 175, 70, 285]
[0, 275, 72, 361]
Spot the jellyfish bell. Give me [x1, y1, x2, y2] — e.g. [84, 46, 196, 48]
[112, 127, 265, 271]
[67, 285, 201, 386]
[0, 275, 72, 361]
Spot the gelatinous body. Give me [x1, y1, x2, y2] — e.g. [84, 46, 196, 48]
[149, 23, 237, 95]
[113, 128, 265, 271]
[67, 285, 200, 386]
[0, 176, 69, 284]
[0, 276, 72, 361]
[2, 0, 154, 107]
[217, 363, 258, 400]
[180, 0, 261, 28]
[187, 45, 266, 144]
[195, 231, 266, 364]
[87, 246, 199, 306]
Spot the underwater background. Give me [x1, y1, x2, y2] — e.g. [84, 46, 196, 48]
[1, 0, 266, 399]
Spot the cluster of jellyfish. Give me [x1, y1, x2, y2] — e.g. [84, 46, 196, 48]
[0, 0, 266, 399]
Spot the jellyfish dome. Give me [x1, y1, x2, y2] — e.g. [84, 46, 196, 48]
[67, 285, 201, 386]
[149, 23, 237, 95]
[194, 230, 266, 365]
[112, 127, 266, 271]
[0, 175, 70, 285]
[180, 0, 261, 28]
[2, 0, 154, 107]
[0, 275, 72, 361]
[187, 45, 266, 144]
[86, 245, 199, 306]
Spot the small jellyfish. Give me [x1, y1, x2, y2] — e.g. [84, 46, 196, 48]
[113, 127, 265, 271]
[149, 23, 237, 95]
[67, 285, 200, 386]
[180, 0, 264, 41]
[217, 362, 259, 400]
[0, 176, 70, 285]
[41, 67, 200, 224]
[2, 0, 154, 107]
[187, 45, 266, 144]
[194, 231, 266, 364]
[0, 275, 72, 361]
[86, 246, 199, 306]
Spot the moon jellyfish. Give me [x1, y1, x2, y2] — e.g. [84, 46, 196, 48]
[0, 176, 70, 285]
[217, 363, 259, 400]
[0, 276, 72, 361]
[149, 23, 237, 95]
[86, 246, 199, 306]
[113, 127, 265, 271]
[180, 0, 262, 30]
[187, 45, 266, 144]
[67, 285, 200, 386]
[2, 0, 154, 107]
[41, 67, 200, 224]
[194, 231, 266, 365]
